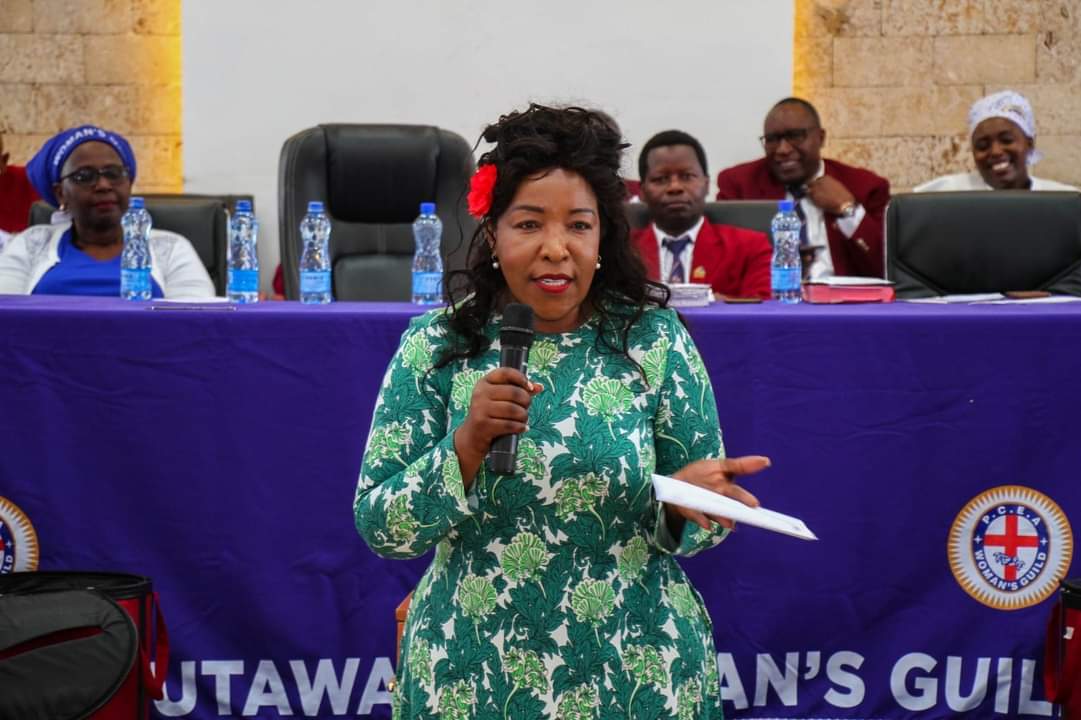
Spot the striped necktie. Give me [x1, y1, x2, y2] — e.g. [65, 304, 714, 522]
[788, 185, 820, 280]
[663, 235, 691, 284]
[787, 185, 810, 248]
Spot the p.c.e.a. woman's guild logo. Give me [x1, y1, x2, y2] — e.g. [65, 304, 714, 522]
[948, 485, 1073, 610]
[0, 496, 39, 574]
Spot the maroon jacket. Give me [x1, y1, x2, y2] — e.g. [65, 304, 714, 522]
[0, 165, 40, 234]
[631, 221, 772, 299]
[716, 157, 889, 277]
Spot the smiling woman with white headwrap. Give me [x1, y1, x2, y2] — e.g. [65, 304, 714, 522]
[915, 90, 1079, 193]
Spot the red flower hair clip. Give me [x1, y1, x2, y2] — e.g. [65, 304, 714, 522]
[467, 164, 498, 219]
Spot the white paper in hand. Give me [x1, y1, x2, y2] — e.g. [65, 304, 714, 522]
[652, 474, 817, 541]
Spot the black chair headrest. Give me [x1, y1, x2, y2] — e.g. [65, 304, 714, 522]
[887, 191, 1081, 296]
[323, 124, 441, 224]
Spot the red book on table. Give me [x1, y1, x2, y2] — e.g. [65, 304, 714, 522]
[802, 277, 895, 304]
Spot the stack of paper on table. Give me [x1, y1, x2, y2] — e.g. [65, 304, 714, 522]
[665, 283, 713, 307]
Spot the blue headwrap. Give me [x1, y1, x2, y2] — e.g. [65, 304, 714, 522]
[25, 125, 137, 208]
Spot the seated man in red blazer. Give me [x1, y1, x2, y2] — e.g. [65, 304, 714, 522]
[716, 97, 889, 278]
[632, 130, 771, 299]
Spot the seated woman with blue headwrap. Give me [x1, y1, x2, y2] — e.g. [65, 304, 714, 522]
[0, 125, 214, 298]
[915, 90, 1079, 193]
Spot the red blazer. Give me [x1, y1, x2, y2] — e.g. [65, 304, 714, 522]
[716, 157, 889, 277]
[631, 220, 772, 299]
[0, 166, 40, 234]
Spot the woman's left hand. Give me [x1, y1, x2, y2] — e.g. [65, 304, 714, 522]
[666, 456, 770, 532]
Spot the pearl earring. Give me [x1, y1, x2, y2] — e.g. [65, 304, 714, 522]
[595, 256, 602, 270]
[491, 258, 500, 269]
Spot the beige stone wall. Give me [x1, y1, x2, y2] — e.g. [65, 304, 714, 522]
[794, 0, 1081, 191]
[0, 0, 181, 195]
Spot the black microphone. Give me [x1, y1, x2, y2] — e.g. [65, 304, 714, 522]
[487, 303, 535, 476]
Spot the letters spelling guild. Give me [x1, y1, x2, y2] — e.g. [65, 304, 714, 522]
[0, 496, 39, 574]
[948, 485, 1073, 610]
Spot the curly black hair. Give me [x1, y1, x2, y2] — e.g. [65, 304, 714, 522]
[437, 104, 669, 373]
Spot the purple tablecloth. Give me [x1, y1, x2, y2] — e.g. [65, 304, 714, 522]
[0, 295, 1077, 719]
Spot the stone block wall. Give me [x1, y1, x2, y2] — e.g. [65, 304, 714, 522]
[794, 0, 1081, 190]
[0, 0, 181, 194]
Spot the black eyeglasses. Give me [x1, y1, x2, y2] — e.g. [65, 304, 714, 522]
[760, 128, 817, 148]
[60, 165, 130, 186]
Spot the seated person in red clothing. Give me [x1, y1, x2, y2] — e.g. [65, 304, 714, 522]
[716, 97, 890, 279]
[632, 130, 771, 299]
[0, 133, 41, 247]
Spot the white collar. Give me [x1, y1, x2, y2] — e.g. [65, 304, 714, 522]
[651, 215, 706, 246]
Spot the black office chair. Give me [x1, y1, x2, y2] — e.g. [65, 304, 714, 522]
[625, 201, 778, 241]
[277, 124, 475, 301]
[886, 191, 1081, 298]
[28, 194, 250, 295]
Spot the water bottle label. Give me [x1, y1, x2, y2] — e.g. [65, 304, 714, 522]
[300, 271, 331, 294]
[771, 267, 801, 292]
[412, 272, 442, 297]
[121, 269, 151, 295]
[228, 269, 259, 293]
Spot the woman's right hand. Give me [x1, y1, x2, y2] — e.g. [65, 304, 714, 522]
[453, 368, 542, 489]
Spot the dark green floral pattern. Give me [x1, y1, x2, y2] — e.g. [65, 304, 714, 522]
[618, 535, 649, 582]
[528, 338, 560, 377]
[408, 638, 432, 683]
[355, 307, 730, 718]
[438, 681, 474, 720]
[678, 678, 703, 720]
[669, 583, 701, 621]
[401, 330, 435, 377]
[501, 532, 549, 584]
[570, 578, 616, 641]
[557, 684, 599, 720]
[623, 644, 669, 719]
[502, 647, 548, 719]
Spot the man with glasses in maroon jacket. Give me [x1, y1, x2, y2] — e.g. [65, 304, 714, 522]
[716, 97, 890, 279]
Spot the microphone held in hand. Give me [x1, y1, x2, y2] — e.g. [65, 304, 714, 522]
[487, 303, 535, 475]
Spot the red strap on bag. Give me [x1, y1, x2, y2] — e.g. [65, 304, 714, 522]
[139, 592, 169, 700]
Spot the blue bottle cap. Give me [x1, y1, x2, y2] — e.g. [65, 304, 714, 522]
[420, 202, 436, 215]
[778, 200, 795, 212]
[236, 200, 252, 213]
[307, 201, 324, 213]
[129, 197, 145, 209]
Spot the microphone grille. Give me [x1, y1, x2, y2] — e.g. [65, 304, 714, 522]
[500, 303, 535, 347]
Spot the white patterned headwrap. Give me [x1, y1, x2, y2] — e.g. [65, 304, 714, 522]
[968, 90, 1042, 164]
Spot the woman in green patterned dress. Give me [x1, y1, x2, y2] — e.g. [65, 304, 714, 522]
[355, 105, 769, 719]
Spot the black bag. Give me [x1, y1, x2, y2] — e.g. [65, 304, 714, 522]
[0, 572, 167, 720]
[1045, 578, 1081, 719]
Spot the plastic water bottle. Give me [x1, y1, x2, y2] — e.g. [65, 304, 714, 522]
[227, 200, 259, 303]
[411, 202, 443, 305]
[299, 201, 332, 304]
[770, 200, 802, 304]
[120, 197, 152, 301]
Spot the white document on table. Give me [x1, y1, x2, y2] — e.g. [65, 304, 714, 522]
[652, 473, 817, 541]
[903, 293, 1005, 304]
[821, 275, 893, 286]
[980, 296, 1081, 305]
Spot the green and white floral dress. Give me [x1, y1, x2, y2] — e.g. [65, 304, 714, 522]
[355, 305, 731, 719]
